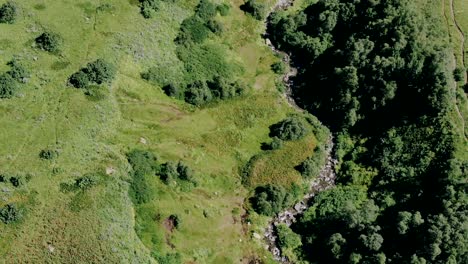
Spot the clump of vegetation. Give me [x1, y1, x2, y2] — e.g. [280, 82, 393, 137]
[152, 252, 182, 264]
[39, 149, 59, 160]
[7, 59, 29, 83]
[35, 32, 62, 53]
[453, 67, 465, 82]
[271, 61, 286, 74]
[169, 214, 181, 229]
[269, 116, 308, 141]
[276, 224, 302, 262]
[139, 0, 159, 19]
[262, 136, 283, 150]
[69, 59, 116, 88]
[216, 3, 230, 16]
[127, 149, 160, 204]
[0, 1, 17, 24]
[0, 204, 22, 224]
[0, 73, 18, 98]
[75, 174, 100, 190]
[240, 0, 266, 21]
[84, 85, 107, 101]
[250, 185, 293, 216]
[159, 160, 195, 185]
[9, 175, 26, 187]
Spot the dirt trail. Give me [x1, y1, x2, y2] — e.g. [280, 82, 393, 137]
[445, 0, 468, 140]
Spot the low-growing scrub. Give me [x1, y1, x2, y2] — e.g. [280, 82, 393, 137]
[39, 149, 59, 160]
[127, 149, 159, 204]
[0, 73, 18, 98]
[69, 59, 116, 88]
[7, 59, 29, 83]
[240, 0, 266, 21]
[269, 116, 309, 141]
[0, 203, 22, 224]
[35, 31, 62, 53]
[139, 0, 159, 19]
[250, 185, 294, 216]
[0, 1, 17, 24]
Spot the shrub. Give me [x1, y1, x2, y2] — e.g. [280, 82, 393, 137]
[7, 59, 29, 83]
[240, 0, 266, 21]
[162, 83, 184, 99]
[176, 161, 194, 182]
[69, 59, 116, 88]
[251, 185, 292, 216]
[276, 223, 302, 260]
[75, 174, 100, 190]
[269, 116, 308, 140]
[139, 0, 158, 18]
[196, 0, 217, 21]
[169, 214, 181, 229]
[185, 80, 213, 105]
[127, 149, 160, 176]
[271, 61, 286, 74]
[0, 204, 22, 224]
[83, 59, 116, 84]
[39, 149, 59, 160]
[217, 3, 230, 16]
[176, 16, 211, 45]
[35, 32, 62, 53]
[269, 137, 283, 150]
[84, 85, 106, 101]
[453, 67, 465, 82]
[0, 1, 17, 24]
[159, 161, 178, 184]
[206, 19, 223, 35]
[0, 73, 18, 98]
[9, 175, 25, 187]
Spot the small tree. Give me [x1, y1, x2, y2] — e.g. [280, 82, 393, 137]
[453, 67, 465, 82]
[35, 32, 62, 53]
[7, 59, 29, 83]
[139, 0, 158, 19]
[271, 61, 286, 74]
[0, 1, 17, 24]
[0, 73, 18, 98]
[240, 0, 266, 21]
[0, 204, 22, 224]
[269, 116, 308, 140]
[83, 59, 116, 84]
[69, 71, 90, 88]
[159, 161, 178, 184]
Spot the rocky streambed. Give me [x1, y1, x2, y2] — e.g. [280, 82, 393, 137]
[262, 1, 338, 263]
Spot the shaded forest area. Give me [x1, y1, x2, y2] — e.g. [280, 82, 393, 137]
[268, 0, 467, 263]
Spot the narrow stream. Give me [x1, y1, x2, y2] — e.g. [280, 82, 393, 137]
[262, 1, 338, 263]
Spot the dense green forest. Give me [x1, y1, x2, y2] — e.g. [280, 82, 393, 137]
[268, 0, 467, 263]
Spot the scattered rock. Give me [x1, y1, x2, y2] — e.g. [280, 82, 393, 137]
[139, 137, 147, 144]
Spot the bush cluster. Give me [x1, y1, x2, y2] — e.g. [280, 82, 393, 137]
[0, 173, 30, 187]
[7, 59, 29, 83]
[75, 174, 100, 190]
[269, 116, 308, 141]
[161, 77, 245, 106]
[0, 59, 30, 98]
[0, 204, 22, 224]
[69, 59, 116, 88]
[175, 0, 224, 45]
[39, 149, 59, 160]
[240, 0, 266, 21]
[0, 1, 17, 24]
[251, 185, 293, 216]
[159, 160, 194, 184]
[127, 149, 160, 204]
[35, 32, 62, 53]
[453, 67, 465, 82]
[139, 0, 159, 19]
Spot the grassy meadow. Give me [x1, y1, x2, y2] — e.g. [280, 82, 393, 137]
[0, 0, 324, 263]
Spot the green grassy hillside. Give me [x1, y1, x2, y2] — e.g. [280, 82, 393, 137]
[0, 0, 327, 263]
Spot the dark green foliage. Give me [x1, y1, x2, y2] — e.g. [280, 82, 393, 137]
[127, 150, 159, 204]
[0, 204, 22, 224]
[152, 252, 182, 264]
[0, 73, 18, 98]
[184, 80, 213, 106]
[251, 185, 292, 216]
[159, 160, 195, 184]
[169, 214, 181, 229]
[207, 76, 244, 99]
[217, 3, 230, 16]
[69, 59, 116, 88]
[35, 32, 62, 53]
[162, 83, 184, 99]
[453, 67, 465, 82]
[240, 0, 266, 20]
[9, 175, 25, 187]
[39, 149, 59, 160]
[269, 116, 308, 141]
[206, 19, 223, 35]
[176, 16, 211, 44]
[196, 0, 217, 21]
[75, 174, 100, 190]
[139, 0, 158, 18]
[69, 71, 90, 88]
[271, 61, 286, 74]
[7, 59, 29, 83]
[297, 146, 327, 178]
[0, 1, 17, 24]
[263, 136, 283, 150]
